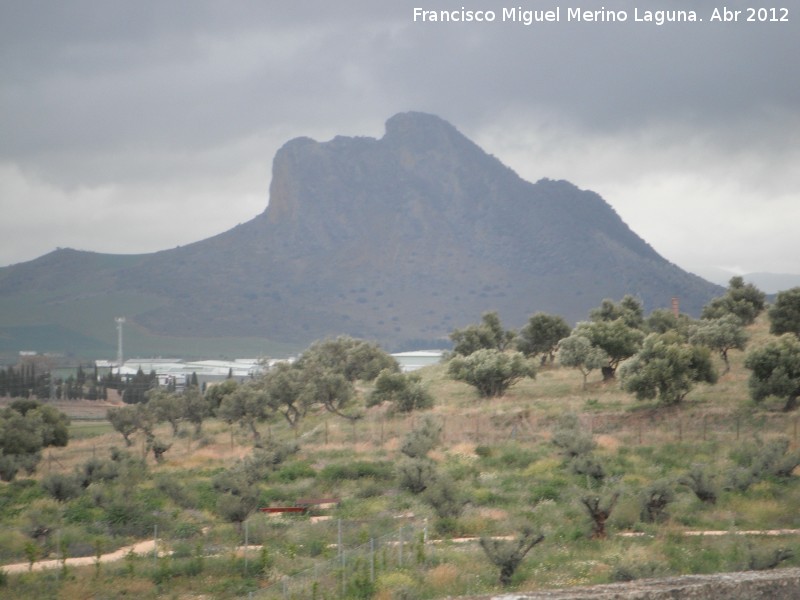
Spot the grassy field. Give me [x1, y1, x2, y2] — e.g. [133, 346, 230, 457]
[1, 315, 799, 599]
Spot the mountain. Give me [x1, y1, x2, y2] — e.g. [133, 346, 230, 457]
[0, 112, 722, 357]
[690, 267, 800, 295]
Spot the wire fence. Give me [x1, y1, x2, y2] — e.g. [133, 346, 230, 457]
[294, 409, 800, 450]
[0, 515, 483, 600]
[253, 519, 435, 600]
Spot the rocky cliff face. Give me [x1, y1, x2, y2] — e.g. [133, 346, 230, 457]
[0, 112, 722, 351]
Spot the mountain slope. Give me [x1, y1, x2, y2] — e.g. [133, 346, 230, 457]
[0, 112, 722, 355]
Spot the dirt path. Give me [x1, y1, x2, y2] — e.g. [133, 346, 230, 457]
[4, 529, 800, 575]
[1, 539, 157, 574]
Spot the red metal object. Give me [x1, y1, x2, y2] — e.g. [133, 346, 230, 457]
[258, 506, 307, 514]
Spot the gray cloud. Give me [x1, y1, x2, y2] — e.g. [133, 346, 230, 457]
[1, 0, 798, 277]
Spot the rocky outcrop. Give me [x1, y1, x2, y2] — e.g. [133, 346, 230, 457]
[466, 568, 800, 599]
[0, 112, 722, 352]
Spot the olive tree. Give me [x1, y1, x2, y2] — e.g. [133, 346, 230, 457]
[645, 308, 694, 338]
[620, 332, 718, 406]
[557, 334, 609, 390]
[217, 384, 270, 443]
[300, 366, 359, 421]
[450, 311, 516, 356]
[769, 287, 800, 338]
[146, 389, 184, 436]
[400, 415, 441, 459]
[574, 318, 644, 380]
[689, 314, 748, 374]
[678, 464, 718, 504]
[744, 333, 800, 411]
[702, 276, 765, 325]
[640, 479, 675, 523]
[182, 385, 212, 434]
[368, 369, 434, 413]
[205, 379, 239, 412]
[107, 405, 139, 447]
[448, 349, 535, 398]
[0, 401, 70, 481]
[516, 312, 571, 364]
[590, 295, 645, 329]
[480, 526, 544, 586]
[580, 491, 619, 539]
[260, 362, 311, 429]
[297, 336, 399, 382]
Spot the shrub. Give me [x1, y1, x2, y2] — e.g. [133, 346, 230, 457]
[580, 491, 619, 539]
[320, 460, 394, 481]
[480, 526, 544, 586]
[369, 370, 434, 413]
[397, 458, 437, 494]
[401, 416, 442, 459]
[275, 461, 316, 482]
[640, 480, 675, 523]
[41, 473, 82, 502]
[678, 464, 718, 504]
[571, 455, 606, 486]
[423, 474, 467, 521]
[448, 349, 535, 398]
[551, 414, 595, 459]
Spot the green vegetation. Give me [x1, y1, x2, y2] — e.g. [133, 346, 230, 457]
[2, 282, 800, 598]
[0, 400, 70, 481]
[769, 287, 800, 338]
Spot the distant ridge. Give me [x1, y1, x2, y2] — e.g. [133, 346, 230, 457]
[0, 112, 722, 356]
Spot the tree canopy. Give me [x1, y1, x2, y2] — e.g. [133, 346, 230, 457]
[557, 334, 609, 390]
[448, 349, 535, 398]
[689, 314, 748, 374]
[590, 295, 645, 329]
[769, 287, 800, 338]
[745, 333, 800, 411]
[575, 318, 644, 380]
[516, 312, 571, 364]
[0, 400, 70, 481]
[620, 332, 718, 406]
[296, 336, 398, 382]
[702, 276, 765, 325]
[450, 311, 516, 356]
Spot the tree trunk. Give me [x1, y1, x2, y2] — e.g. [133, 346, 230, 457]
[249, 421, 261, 443]
[601, 366, 615, 381]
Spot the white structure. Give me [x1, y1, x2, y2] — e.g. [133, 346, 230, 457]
[391, 350, 445, 372]
[98, 356, 295, 388]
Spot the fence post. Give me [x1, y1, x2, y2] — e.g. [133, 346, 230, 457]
[370, 538, 375, 582]
[398, 525, 403, 567]
[244, 520, 249, 574]
[341, 549, 346, 599]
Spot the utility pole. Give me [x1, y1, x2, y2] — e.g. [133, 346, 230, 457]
[115, 317, 126, 367]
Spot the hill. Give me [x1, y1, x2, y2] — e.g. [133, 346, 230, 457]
[0, 112, 722, 357]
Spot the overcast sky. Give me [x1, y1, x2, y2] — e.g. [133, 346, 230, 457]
[1, 1, 798, 281]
